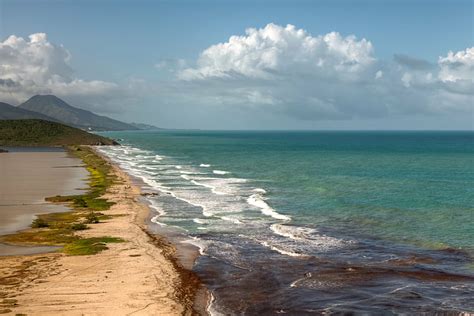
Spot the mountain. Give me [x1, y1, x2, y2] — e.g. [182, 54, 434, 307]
[129, 122, 163, 130]
[0, 102, 59, 121]
[19, 95, 138, 131]
[0, 119, 118, 146]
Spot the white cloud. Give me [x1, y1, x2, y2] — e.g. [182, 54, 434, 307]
[0, 33, 119, 106]
[438, 47, 474, 83]
[1, 27, 471, 124]
[171, 24, 473, 120]
[179, 23, 375, 81]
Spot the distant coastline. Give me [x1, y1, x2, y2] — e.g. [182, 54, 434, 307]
[1, 94, 161, 132]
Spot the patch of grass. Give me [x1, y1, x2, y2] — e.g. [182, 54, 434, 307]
[45, 146, 117, 212]
[85, 212, 100, 224]
[31, 218, 49, 228]
[36, 211, 82, 224]
[93, 213, 125, 221]
[63, 237, 124, 256]
[70, 223, 88, 231]
[1, 229, 78, 246]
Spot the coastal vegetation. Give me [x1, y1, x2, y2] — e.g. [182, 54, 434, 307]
[0, 146, 124, 255]
[0, 120, 118, 146]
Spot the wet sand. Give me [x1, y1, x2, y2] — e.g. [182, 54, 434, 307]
[0, 149, 88, 237]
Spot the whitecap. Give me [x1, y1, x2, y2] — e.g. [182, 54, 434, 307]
[151, 215, 167, 226]
[193, 218, 206, 224]
[270, 224, 317, 240]
[247, 194, 291, 221]
[270, 223, 351, 252]
[213, 170, 229, 175]
[145, 166, 159, 171]
[181, 237, 207, 255]
[257, 240, 307, 258]
[191, 180, 227, 195]
[220, 216, 243, 224]
[149, 200, 166, 216]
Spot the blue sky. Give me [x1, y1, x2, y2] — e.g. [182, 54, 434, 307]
[0, 0, 473, 129]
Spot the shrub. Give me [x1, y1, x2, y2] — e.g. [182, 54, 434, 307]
[73, 197, 88, 208]
[85, 212, 100, 224]
[31, 218, 49, 228]
[70, 223, 88, 230]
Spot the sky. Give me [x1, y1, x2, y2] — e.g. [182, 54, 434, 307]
[0, 0, 473, 130]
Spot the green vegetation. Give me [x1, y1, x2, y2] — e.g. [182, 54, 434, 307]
[31, 218, 49, 228]
[0, 146, 124, 255]
[45, 145, 117, 211]
[63, 237, 124, 256]
[70, 223, 88, 231]
[0, 119, 118, 146]
[1, 228, 79, 246]
[85, 212, 100, 224]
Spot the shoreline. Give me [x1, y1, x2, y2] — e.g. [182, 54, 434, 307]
[0, 147, 206, 315]
[103, 154, 209, 315]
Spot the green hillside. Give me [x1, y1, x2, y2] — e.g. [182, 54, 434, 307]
[0, 120, 118, 146]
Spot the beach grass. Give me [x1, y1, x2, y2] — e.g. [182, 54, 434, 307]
[45, 145, 116, 211]
[63, 237, 124, 256]
[0, 146, 124, 255]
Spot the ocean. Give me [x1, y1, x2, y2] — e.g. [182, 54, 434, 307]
[97, 130, 474, 314]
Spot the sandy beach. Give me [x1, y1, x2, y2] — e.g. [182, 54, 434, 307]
[0, 148, 201, 315]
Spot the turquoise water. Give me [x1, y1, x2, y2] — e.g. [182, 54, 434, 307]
[102, 130, 473, 251]
[98, 130, 474, 314]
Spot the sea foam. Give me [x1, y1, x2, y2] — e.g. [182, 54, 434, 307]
[213, 170, 229, 175]
[270, 224, 317, 240]
[270, 223, 351, 252]
[247, 194, 291, 221]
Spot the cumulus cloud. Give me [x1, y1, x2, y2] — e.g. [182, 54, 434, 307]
[438, 47, 474, 82]
[172, 23, 473, 120]
[0, 33, 120, 108]
[179, 23, 375, 81]
[1, 26, 472, 124]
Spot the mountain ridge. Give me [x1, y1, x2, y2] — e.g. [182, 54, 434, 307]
[18, 95, 139, 131]
[129, 122, 163, 130]
[0, 102, 59, 121]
